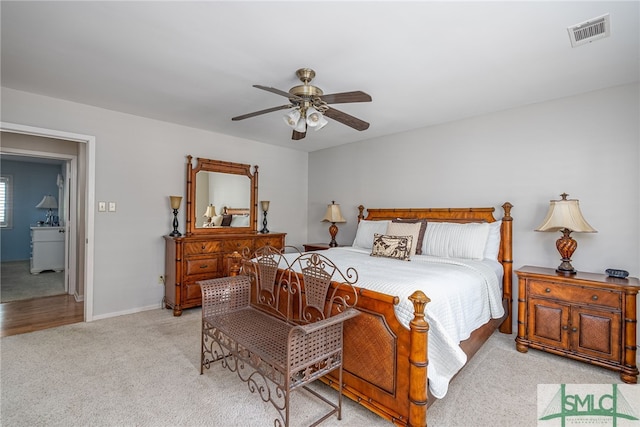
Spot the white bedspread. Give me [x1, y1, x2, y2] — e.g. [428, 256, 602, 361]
[281, 247, 504, 399]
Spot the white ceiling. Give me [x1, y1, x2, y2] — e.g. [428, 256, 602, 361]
[2, 1, 638, 152]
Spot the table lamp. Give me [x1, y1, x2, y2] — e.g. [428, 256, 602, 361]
[322, 201, 346, 247]
[535, 193, 596, 274]
[35, 195, 58, 225]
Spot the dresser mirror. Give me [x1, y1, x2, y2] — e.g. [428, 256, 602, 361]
[185, 155, 258, 235]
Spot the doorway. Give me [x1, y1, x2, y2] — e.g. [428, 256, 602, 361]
[0, 123, 96, 330]
[0, 154, 72, 302]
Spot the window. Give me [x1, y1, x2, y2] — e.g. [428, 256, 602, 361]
[0, 175, 13, 228]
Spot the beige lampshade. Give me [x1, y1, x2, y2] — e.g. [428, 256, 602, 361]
[261, 200, 270, 212]
[203, 205, 217, 218]
[35, 195, 58, 209]
[535, 194, 596, 233]
[322, 202, 346, 223]
[169, 196, 182, 210]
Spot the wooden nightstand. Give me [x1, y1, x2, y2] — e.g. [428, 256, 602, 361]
[515, 265, 640, 383]
[303, 243, 331, 252]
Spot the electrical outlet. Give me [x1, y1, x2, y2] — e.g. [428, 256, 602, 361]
[158, 275, 164, 284]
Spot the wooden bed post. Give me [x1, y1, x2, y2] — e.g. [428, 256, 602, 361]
[499, 202, 513, 334]
[408, 291, 430, 427]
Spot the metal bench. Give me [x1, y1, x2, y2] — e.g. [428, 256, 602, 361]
[200, 247, 359, 427]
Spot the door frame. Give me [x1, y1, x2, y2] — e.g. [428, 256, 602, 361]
[0, 122, 96, 321]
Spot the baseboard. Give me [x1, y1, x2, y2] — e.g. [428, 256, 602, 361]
[91, 303, 163, 321]
[74, 293, 84, 302]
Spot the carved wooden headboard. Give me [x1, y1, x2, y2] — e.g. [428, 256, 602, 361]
[223, 207, 250, 216]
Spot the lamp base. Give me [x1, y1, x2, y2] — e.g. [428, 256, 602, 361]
[328, 222, 338, 247]
[556, 261, 577, 275]
[170, 208, 181, 237]
[555, 230, 578, 274]
[260, 210, 269, 234]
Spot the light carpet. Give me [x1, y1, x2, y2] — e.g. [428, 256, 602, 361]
[1, 260, 65, 302]
[0, 307, 625, 427]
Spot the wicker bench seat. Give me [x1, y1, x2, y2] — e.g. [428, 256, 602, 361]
[199, 248, 359, 427]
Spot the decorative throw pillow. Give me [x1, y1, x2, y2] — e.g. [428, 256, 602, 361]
[352, 220, 390, 249]
[370, 234, 413, 261]
[392, 218, 427, 255]
[386, 221, 422, 256]
[221, 214, 233, 227]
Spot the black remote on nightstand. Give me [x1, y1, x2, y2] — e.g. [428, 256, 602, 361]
[605, 268, 629, 279]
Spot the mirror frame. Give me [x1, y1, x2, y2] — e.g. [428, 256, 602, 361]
[185, 155, 258, 235]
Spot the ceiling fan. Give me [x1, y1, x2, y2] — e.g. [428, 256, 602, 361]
[232, 68, 372, 140]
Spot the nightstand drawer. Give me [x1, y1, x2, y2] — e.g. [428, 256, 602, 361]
[529, 280, 620, 309]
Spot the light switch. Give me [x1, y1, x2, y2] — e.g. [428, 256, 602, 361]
[98, 202, 106, 212]
[108, 202, 116, 212]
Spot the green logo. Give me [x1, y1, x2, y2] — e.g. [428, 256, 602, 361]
[539, 384, 638, 426]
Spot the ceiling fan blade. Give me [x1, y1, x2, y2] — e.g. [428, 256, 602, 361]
[292, 130, 306, 140]
[253, 85, 302, 101]
[232, 104, 292, 121]
[323, 107, 370, 131]
[319, 91, 372, 104]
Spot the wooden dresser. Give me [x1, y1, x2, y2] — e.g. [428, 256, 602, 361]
[515, 265, 640, 383]
[164, 232, 285, 316]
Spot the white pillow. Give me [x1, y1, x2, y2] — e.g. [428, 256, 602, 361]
[230, 214, 250, 227]
[386, 221, 423, 256]
[422, 222, 490, 260]
[211, 215, 223, 226]
[352, 220, 390, 249]
[484, 220, 502, 260]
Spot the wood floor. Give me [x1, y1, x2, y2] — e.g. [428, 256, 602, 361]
[0, 294, 84, 337]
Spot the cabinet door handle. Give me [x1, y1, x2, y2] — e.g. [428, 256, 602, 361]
[200, 265, 208, 269]
[562, 325, 568, 330]
[571, 327, 578, 332]
[592, 295, 598, 301]
[545, 288, 551, 293]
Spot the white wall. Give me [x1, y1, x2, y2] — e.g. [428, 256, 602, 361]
[309, 83, 639, 279]
[1, 87, 309, 318]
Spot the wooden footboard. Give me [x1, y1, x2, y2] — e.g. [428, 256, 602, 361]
[322, 286, 423, 425]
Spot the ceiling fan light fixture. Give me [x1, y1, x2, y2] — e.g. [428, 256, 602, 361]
[306, 107, 324, 127]
[306, 106, 329, 131]
[294, 115, 307, 133]
[283, 109, 301, 128]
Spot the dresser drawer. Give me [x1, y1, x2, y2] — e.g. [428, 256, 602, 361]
[184, 241, 223, 255]
[529, 280, 620, 309]
[255, 236, 284, 249]
[223, 239, 253, 253]
[185, 257, 220, 276]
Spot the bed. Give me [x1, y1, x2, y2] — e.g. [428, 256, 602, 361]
[281, 203, 514, 426]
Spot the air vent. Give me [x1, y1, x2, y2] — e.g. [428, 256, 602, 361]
[567, 14, 610, 47]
